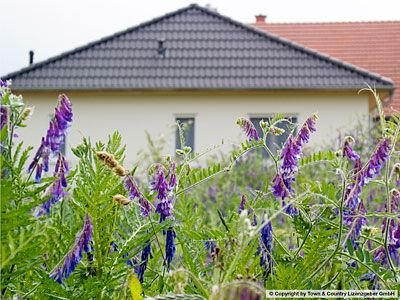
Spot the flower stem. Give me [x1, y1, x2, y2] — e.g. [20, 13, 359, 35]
[304, 174, 346, 283]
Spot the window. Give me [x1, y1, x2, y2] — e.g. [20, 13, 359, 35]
[175, 117, 195, 151]
[250, 115, 297, 155]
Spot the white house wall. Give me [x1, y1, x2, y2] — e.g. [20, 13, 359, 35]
[18, 91, 369, 166]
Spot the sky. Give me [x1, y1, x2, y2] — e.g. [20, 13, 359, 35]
[1, 0, 399, 76]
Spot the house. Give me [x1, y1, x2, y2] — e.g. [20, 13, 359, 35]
[2, 4, 394, 165]
[251, 17, 400, 114]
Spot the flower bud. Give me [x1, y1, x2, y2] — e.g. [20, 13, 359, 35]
[113, 194, 131, 206]
[183, 146, 192, 154]
[392, 163, 400, 179]
[96, 151, 118, 168]
[271, 126, 285, 136]
[175, 149, 185, 156]
[114, 165, 128, 177]
[259, 119, 267, 130]
[21, 106, 34, 121]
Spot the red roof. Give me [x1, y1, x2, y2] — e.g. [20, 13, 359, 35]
[252, 20, 400, 113]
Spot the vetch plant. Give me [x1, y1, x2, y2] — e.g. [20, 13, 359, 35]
[1, 82, 399, 299]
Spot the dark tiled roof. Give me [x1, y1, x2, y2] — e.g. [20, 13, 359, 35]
[252, 20, 400, 111]
[3, 4, 394, 90]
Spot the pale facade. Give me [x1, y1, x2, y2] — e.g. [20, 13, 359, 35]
[18, 90, 370, 166]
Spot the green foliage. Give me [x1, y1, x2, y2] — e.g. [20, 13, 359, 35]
[1, 85, 400, 299]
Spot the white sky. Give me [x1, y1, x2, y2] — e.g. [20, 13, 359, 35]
[1, 0, 399, 76]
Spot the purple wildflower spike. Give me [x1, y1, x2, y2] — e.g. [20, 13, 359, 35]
[151, 165, 170, 200]
[138, 196, 152, 217]
[151, 165, 174, 222]
[374, 217, 400, 267]
[0, 105, 10, 131]
[361, 138, 390, 185]
[123, 175, 152, 217]
[167, 161, 177, 189]
[238, 194, 247, 214]
[259, 215, 273, 279]
[344, 201, 367, 248]
[50, 213, 93, 283]
[343, 137, 360, 162]
[0, 79, 11, 99]
[37, 154, 69, 216]
[0, 79, 10, 88]
[343, 159, 364, 210]
[135, 240, 153, 283]
[296, 114, 317, 146]
[28, 94, 72, 181]
[271, 174, 290, 200]
[237, 118, 259, 141]
[165, 228, 176, 271]
[270, 114, 317, 215]
[124, 175, 141, 199]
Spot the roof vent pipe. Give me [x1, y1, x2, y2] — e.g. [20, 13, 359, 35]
[157, 39, 166, 57]
[29, 50, 34, 65]
[205, 4, 218, 12]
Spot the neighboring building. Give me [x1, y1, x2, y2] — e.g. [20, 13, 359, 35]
[2, 4, 394, 165]
[251, 17, 400, 114]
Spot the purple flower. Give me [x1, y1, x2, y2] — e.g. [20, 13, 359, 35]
[167, 161, 177, 189]
[165, 228, 176, 271]
[343, 137, 360, 162]
[123, 175, 152, 217]
[151, 165, 174, 222]
[359, 273, 379, 290]
[0, 79, 10, 88]
[0, 105, 10, 131]
[151, 165, 170, 201]
[138, 197, 152, 217]
[296, 114, 317, 146]
[344, 201, 367, 248]
[28, 94, 72, 181]
[45, 95, 73, 153]
[259, 215, 273, 279]
[374, 218, 400, 267]
[237, 118, 259, 141]
[50, 213, 93, 283]
[0, 79, 11, 99]
[270, 114, 317, 215]
[238, 194, 247, 214]
[389, 189, 399, 213]
[343, 157, 365, 210]
[124, 175, 141, 199]
[37, 154, 69, 216]
[361, 138, 390, 185]
[135, 240, 153, 283]
[271, 174, 290, 200]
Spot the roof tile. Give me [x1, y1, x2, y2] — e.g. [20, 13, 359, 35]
[3, 4, 393, 91]
[252, 21, 400, 111]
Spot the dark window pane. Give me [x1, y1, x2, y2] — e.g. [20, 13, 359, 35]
[250, 116, 297, 156]
[176, 118, 195, 151]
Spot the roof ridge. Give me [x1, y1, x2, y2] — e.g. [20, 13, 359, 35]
[252, 20, 400, 25]
[3, 3, 394, 89]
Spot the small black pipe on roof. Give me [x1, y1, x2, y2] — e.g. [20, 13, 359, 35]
[157, 39, 166, 57]
[29, 50, 34, 65]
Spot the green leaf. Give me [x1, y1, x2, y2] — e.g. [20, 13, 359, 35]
[300, 150, 337, 167]
[356, 247, 364, 262]
[346, 239, 354, 257]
